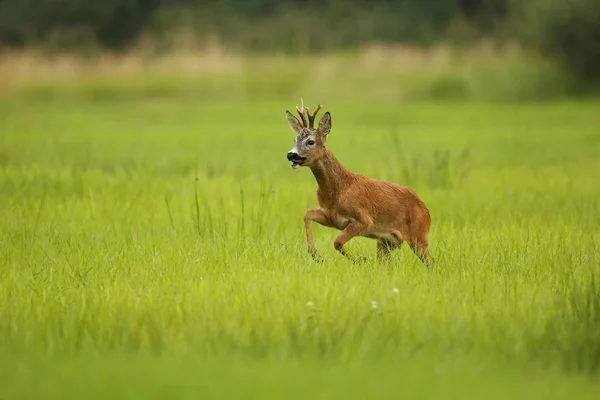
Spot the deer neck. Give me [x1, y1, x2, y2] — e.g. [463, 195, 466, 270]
[309, 147, 351, 197]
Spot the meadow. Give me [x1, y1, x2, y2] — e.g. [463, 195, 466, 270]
[1, 49, 600, 398]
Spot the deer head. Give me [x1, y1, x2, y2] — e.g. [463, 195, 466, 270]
[285, 98, 332, 169]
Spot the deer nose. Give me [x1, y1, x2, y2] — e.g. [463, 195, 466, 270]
[287, 152, 299, 161]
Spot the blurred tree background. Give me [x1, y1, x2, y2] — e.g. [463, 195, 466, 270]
[0, 0, 598, 80]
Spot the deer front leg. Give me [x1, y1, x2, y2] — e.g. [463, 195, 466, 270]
[377, 239, 401, 262]
[304, 209, 334, 261]
[333, 220, 368, 263]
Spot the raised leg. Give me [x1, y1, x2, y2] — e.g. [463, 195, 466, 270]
[304, 208, 334, 260]
[333, 220, 367, 263]
[377, 239, 402, 261]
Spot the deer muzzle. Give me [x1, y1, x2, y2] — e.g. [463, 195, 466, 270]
[287, 150, 306, 169]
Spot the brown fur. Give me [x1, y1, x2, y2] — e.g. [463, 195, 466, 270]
[285, 99, 433, 265]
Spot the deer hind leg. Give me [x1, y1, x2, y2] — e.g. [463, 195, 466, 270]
[304, 209, 335, 261]
[407, 207, 434, 267]
[333, 220, 368, 263]
[377, 239, 402, 262]
[408, 235, 434, 266]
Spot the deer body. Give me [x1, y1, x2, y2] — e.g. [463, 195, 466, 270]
[286, 100, 432, 265]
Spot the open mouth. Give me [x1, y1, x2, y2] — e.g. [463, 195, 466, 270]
[291, 159, 305, 169]
[288, 156, 306, 169]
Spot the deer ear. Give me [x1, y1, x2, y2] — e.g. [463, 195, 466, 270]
[286, 110, 302, 134]
[317, 112, 331, 137]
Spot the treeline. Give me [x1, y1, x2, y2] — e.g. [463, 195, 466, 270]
[0, 0, 598, 78]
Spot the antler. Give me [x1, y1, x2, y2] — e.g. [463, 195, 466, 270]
[295, 98, 308, 127]
[307, 104, 322, 129]
[295, 98, 322, 128]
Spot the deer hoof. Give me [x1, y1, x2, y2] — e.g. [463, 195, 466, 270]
[309, 250, 323, 263]
[354, 256, 369, 264]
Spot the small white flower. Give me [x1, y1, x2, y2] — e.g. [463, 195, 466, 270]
[392, 288, 399, 294]
[306, 301, 314, 307]
[371, 300, 378, 309]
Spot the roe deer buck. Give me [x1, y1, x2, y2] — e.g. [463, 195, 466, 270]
[285, 99, 433, 266]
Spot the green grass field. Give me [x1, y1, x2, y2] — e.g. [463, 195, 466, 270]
[1, 95, 599, 399]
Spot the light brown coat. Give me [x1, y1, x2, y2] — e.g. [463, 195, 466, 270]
[285, 100, 433, 265]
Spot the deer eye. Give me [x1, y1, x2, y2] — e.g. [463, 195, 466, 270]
[307, 140, 316, 146]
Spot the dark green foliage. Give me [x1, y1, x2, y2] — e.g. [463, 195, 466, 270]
[0, 0, 509, 51]
[513, 0, 600, 79]
[0, 0, 160, 50]
[0, 0, 598, 81]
